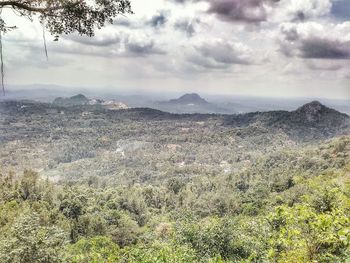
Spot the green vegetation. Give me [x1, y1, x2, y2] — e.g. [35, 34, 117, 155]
[0, 136, 349, 262]
[0, 100, 350, 262]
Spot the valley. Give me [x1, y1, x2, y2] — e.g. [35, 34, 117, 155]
[0, 98, 350, 262]
[1, 99, 348, 185]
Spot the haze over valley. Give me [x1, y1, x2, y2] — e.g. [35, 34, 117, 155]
[2, 85, 350, 115]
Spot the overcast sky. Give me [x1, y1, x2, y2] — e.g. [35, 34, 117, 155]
[3, 0, 350, 99]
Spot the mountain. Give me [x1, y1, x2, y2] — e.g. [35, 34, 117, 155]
[224, 101, 350, 141]
[292, 100, 348, 123]
[168, 93, 209, 105]
[1, 99, 348, 142]
[53, 94, 89, 107]
[154, 93, 232, 114]
[283, 101, 350, 140]
[52, 94, 129, 110]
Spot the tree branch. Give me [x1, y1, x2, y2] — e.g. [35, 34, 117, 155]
[0, 0, 83, 13]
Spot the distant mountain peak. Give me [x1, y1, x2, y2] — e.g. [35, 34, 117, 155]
[179, 93, 202, 100]
[71, 94, 88, 100]
[53, 94, 89, 106]
[297, 100, 324, 111]
[154, 93, 230, 114]
[169, 93, 208, 105]
[294, 100, 347, 123]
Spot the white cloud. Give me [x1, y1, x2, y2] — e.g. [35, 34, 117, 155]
[271, 0, 333, 22]
[278, 21, 350, 59]
[187, 38, 254, 69]
[1, 0, 350, 99]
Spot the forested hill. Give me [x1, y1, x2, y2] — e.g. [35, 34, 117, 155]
[1, 99, 349, 142]
[224, 100, 350, 141]
[1, 98, 350, 262]
[0, 98, 349, 185]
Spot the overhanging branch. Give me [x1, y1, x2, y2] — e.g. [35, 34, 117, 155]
[0, 0, 83, 13]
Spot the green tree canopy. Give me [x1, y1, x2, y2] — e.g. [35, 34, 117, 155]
[0, 0, 132, 38]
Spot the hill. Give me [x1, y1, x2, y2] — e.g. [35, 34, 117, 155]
[223, 101, 350, 141]
[1, 100, 349, 144]
[155, 93, 231, 114]
[53, 94, 89, 106]
[52, 94, 129, 110]
[168, 93, 209, 105]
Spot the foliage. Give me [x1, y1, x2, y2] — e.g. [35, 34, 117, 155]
[268, 173, 350, 263]
[175, 216, 268, 261]
[121, 242, 198, 263]
[1, 100, 350, 262]
[64, 236, 120, 263]
[0, 0, 132, 39]
[0, 212, 67, 263]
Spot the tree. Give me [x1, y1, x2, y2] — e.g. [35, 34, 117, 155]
[268, 205, 350, 262]
[64, 236, 120, 263]
[0, 0, 132, 38]
[17, 170, 41, 201]
[121, 242, 198, 263]
[110, 213, 141, 247]
[0, 212, 67, 263]
[59, 189, 87, 220]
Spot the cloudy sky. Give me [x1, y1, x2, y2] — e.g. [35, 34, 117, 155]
[3, 0, 350, 99]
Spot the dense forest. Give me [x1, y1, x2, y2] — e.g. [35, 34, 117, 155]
[1, 99, 350, 262]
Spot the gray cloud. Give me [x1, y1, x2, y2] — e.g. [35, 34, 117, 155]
[171, 0, 333, 24]
[306, 60, 343, 71]
[169, 0, 189, 3]
[56, 31, 166, 57]
[113, 10, 170, 30]
[188, 39, 253, 69]
[279, 23, 350, 60]
[300, 38, 350, 59]
[170, 0, 279, 23]
[113, 17, 132, 27]
[125, 36, 166, 55]
[174, 17, 200, 37]
[207, 0, 275, 23]
[274, 0, 332, 22]
[65, 34, 122, 47]
[113, 10, 171, 30]
[148, 11, 170, 28]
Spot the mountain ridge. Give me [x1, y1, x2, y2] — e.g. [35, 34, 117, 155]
[1, 99, 349, 142]
[52, 94, 128, 110]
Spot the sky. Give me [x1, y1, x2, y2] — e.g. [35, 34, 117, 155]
[2, 0, 350, 99]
